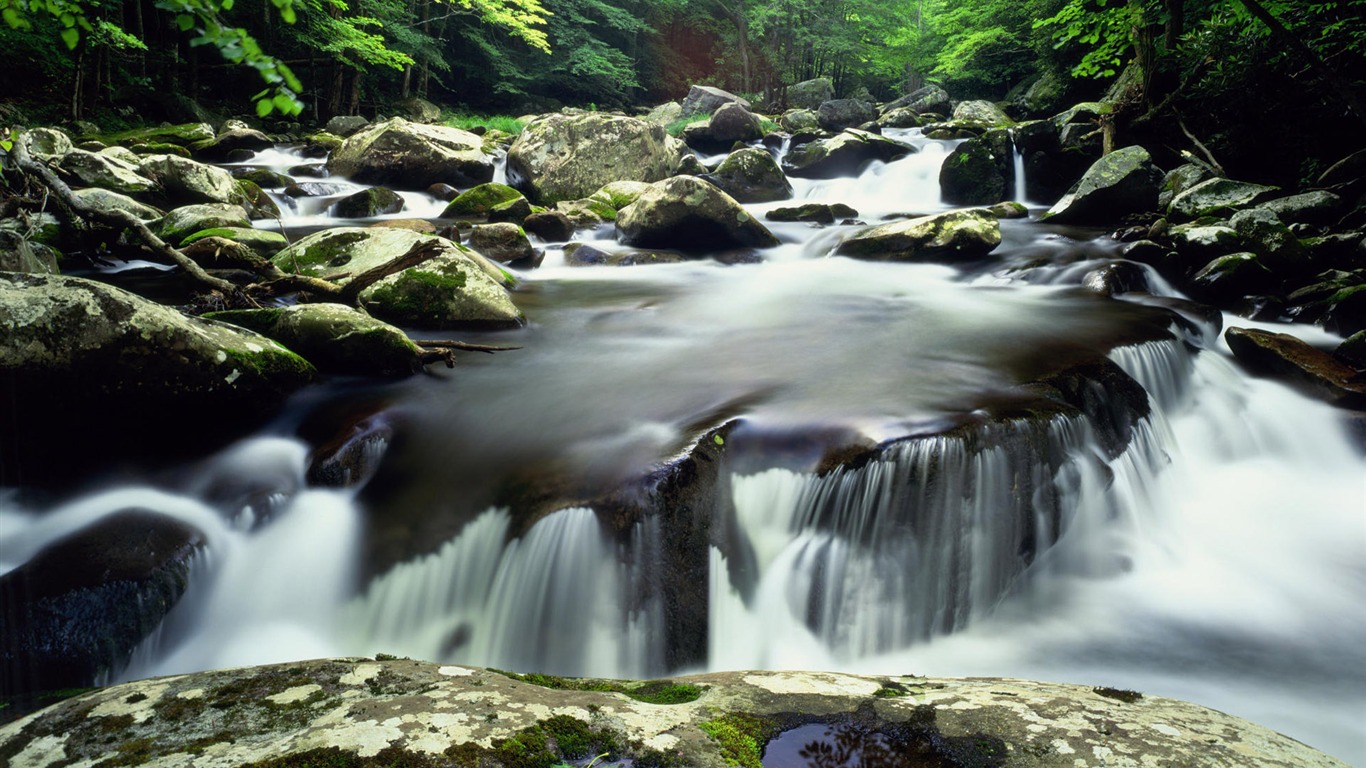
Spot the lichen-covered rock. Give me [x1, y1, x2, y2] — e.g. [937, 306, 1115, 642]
[589, 180, 651, 211]
[883, 84, 950, 115]
[616, 176, 780, 251]
[1170, 223, 1242, 259]
[103, 122, 216, 148]
[939, 136, 1006, 205]
[787, 77, 834, 109]
[206, 304, 422, 377]
[817, 98, 877, 131]
[765, 203, 859, 224]
[836, 209, 1001, 263]
[783, 129, 915, 179]
[190, 127, 273, 162]
[704, 102, 765, 148]
[778, 108, 821, 133]
[1259, 190, 1342, 226]
[441, 182, 526, 218]
[159, 203, 252, 245]
[181, 226, 289, 257]
[22, 127, 73, 160]
[506, 113, 683, 205]
[0, 230, 60, 275]
[0, 510, 204, 695]
[231, 167, 293, 189]
[468, 222, 536, 265]
[1158, 163, 1213, 210]
[1226, 326, 1366, 407]
[1168, 177, 1280, 222]
[952, 99, 1012, 124]
[1189, 252, 1277, 301]
[700, 147, 793, 203]
[138, 153, 239, 204]
[331, 187, 405, 218]
[679, 84, 751, 118]
[57, 149, 156, 193]
[880, 107, 925, 128]
[271, 227, 522, 330]
[69, 188, 165, 221]
[1039, 145, 1162, 225]
[0, 662, 1346, 768]
[327, 118, 495, 189]
[644, 101, 683, 127]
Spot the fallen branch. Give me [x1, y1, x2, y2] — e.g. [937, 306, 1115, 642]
[413, 339, 522, 354]
[1177, 116, 1225, 176]
[338, 239, 446, 304]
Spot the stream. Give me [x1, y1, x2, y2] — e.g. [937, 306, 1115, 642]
[2, 128, 1364, 764]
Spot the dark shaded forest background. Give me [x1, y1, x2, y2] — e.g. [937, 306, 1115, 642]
[1, 0, 1363, 186]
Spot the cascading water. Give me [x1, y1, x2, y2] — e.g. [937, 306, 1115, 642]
[1009, 131, 1029, 204]
[3, 127, 1363, 764]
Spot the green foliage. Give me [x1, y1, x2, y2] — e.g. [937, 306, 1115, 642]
[444, 112, 526, 133]
[697, 712, 774, 768]
[1033, 0, 1138, 78]
[665, 113, 709, 137]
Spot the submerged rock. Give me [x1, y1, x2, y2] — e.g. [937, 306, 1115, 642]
[327, 118, 495, 189]
[836, 209, 1001, 263]
[506, 113, 682, 205]
[616, 176, 780, 251]
[0, 661, 1345, 768]
[0, 510, 204, 695]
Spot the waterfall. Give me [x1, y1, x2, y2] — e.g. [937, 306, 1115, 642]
[1010, 133, 1028, 204]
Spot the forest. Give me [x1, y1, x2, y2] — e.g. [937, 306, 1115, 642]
[1, 0, 1363, 185]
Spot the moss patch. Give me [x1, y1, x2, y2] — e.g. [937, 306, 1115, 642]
[489, 671, 705, 705]
[1092, 686, 1143, 704]
[698, 712, 777, 768]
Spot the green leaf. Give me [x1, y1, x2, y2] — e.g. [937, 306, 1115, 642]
[175, 13, 194, 31]
[271, 92, 294, 112]
[256, 98, 275, 118]
[713, 434, 725, 446]
[59, 25, 78, 48]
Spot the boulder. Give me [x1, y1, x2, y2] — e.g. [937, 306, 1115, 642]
[1, 662, 1344, 768]
[159, 203, 252, 245]
[782, 129, 914, 179]
[778, 109, 821, 133]
[1259, 191, 1342, 226]
[880, 107, 925, 128]
[817, 98, 877, 131]
[103, 122, 216, 148]
[98, 145, 142, 166]
[644, 101, 682, 127]
[271, 227, 522, 330]
[0, 510, 204, 694]
[1170, 223, 1242, 259]
[787, 77, 834, 109]
[700, 147, 793, 203]
[765, 203, 859, 224]
[682, 102, 764, 151]
[1225, 326, 1366, 408]
[556, 198, 618, 227]
[1012, 70, 1070, 117]
[1039, 145, 1162, 225]
[138, 154, 239, 204]
[883, 84, 950, 115]
[190, 128, 273, 162]
[1337, 330, 1366, 368]
[0, 230, 60, 275]
[1230, 207, 1305, 270]
[331, 187, 406, 218]
[1158, 163, 1213, 210]
[22, 127, 73, 160]
[523, 210, 575, 242]
[939, 137, 1006, 205]
[468, 222, 536, 265]
[181, 226, 289, 257]
[1168, 177, 1280, 222]
[506, 113, 682, 205]
[679, 84, 751, 118]
[564, 242, 686, 267]
[232, 168, 293, 189]
[441, 183, 527, 218]
[836, 209, 1001, 263]
[57, 149, 156, 193]
[324, 115, 369, 137]
[69, 188, 165, 222]
[235, 179, 282, 219]
[589, 181, 651, 211]
[0, 273, 314, 483]
[397, 96, 442, 123]
[206, 304, 422, 377]
[952, 99, 1012, 124]
[327, 118, 495, 189]
[487, 196, 533, 226]
[616, 176, 779, 251]
[1189, 252, 1277, 301]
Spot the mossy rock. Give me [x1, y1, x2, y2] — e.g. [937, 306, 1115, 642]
[159, 203, 252, 245]
[939, 137, 1005, 206]
[360, 253, 525, 330]
[181, 226, 289, 257]
[101, 123, 215, 147]
[589, 180, 651, 210]
[441, 183, 526, 218]
[206, 304, 422, 377]
[837, 209, 1001, 263]
[233, 168, 294, 188]
[332, 187, 406, 218]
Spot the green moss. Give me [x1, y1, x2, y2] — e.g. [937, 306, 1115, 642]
[489, 671, 704, 704]
[103, 123, 216, 146]
[666, 114, 710, 137]
[443, 112, 526, 135]
[203, 308, 287, 333]
[627, 682, 704, 705]
[364, 265, 468, 325]
[243, 745, 453, 768]
[277, 230, 371, 274]
[872, 683, 910, 698]
[698, 712, 776, 768]
[443, 183, 525, 218]
[1092, 686, 1143, 703]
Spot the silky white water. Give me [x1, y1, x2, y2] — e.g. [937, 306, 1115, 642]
[3, 128, 1363, 764]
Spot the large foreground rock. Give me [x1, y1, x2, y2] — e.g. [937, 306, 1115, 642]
[207, 304, 423, 377]
[1225, 326, 1366, 408]
[327, 118, 495, 189]
[0, 660, 1346, 768]
[616, 176, 779, 251]
[507, 113, 682, 205]
[0, 273, 315, 484]
[700, 147, 793, 203]
[837, 209, 1001, 262]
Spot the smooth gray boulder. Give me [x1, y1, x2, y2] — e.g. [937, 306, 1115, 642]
[69, 188, 165, 221]
[1259, 190, 1342, 225]
[469, 222, 536, 265]
[327, 118, 495, 189]
[1039, 145, 1163, 225]
[679, 84, 751, 118]
[506, 113, 682, 205]
[787, 77, 834, 109]
[836, 209, 1001, 262]
[1158, 163, 1213, 210]
[0, 662, 1346, 768]
[616, 176, 780, 251]
[783, 129, 914, 179]
[817, 98, 877, 131]
[58, 149, 156, 193]
[681, 102, 764, 151]
[324, 114, 369, 137]
[22, 127, 73, 160]
[138, 153, 239, 204]
[952, 99, 1013, 124]
[883, 84, 951, 115]
[700, 147, 793, 203]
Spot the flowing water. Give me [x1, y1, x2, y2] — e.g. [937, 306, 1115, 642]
[3, 129, 1364, 763]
